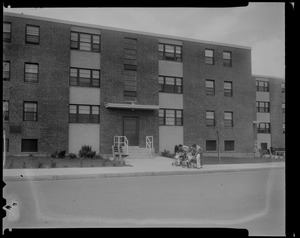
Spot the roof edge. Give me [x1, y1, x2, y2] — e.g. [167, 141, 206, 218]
[4, 11, 251, 50]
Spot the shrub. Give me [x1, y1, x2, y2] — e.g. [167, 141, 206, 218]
[57, 150, 66, 158]
[50, 150, 66, 159]
[79, 145, 96, 158]
[160, 149, 174, 158]
[68, 153, 77, 159]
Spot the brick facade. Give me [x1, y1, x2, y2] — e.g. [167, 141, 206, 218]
[3, 15, 70, 155]
[182, 41, 256, 155]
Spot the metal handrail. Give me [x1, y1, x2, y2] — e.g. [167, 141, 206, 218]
[146, 136, 153, 154]
[114, 136, 129, 154]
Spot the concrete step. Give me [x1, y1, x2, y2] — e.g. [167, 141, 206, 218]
[127, 146, 154, 159]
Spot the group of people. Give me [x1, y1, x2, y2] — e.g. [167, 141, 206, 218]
[174, 144, 204, 168]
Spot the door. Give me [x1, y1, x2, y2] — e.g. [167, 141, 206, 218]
[123, 117, 139, 146]
[261, 143, 268, 151]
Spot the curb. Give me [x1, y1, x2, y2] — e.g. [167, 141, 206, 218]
[3, 166, 285, 182]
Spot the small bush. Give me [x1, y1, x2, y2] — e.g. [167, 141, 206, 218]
[50, 150, 59, 158]
[57, 150, 66, 158]
[68, 153, 77, 159]
[79, 145, 96, 158]
[160, 149, 174, 158]
[50, 160, 57, 168]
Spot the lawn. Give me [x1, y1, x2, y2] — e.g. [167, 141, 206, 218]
[3, 155, 129, 169]
[201, 156, 285, 164]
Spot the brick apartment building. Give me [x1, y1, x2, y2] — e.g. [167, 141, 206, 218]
[2, 12, 284, 158]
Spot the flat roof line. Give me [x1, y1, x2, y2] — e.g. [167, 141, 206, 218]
[252, 74, 285, 80]
[4, 11, 251, 50]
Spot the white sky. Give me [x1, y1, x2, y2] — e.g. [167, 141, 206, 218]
[4, 4, 285, 78]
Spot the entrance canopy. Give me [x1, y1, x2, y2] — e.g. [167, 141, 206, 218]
[105, 102, 159, 110]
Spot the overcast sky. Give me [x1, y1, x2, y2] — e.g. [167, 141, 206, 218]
[4, 3, 285, 78]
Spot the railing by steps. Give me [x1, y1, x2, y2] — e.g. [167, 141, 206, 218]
[113, 136, 129, 155]
[146, 136, 153, 154]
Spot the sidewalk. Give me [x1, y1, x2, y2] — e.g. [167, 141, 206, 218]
[3, 156, 285, 182]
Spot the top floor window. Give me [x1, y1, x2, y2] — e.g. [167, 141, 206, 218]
[205, 49, 214, 65]
[3, 22, 11, 42]
[281, 83, 285, 93]
[223, 51, 232, 67]
[71, 32, 100, 52]
[26, 25, 40, 44]
[158, 43, 182, 62]
[256, 80, 269, 92]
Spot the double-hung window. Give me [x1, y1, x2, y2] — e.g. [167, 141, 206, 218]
[224, 111, 233, 127]
[206, 111, 215, 126]
[205, 80, 215, 96]
[70, 32, 101, 52]
[24, 63, 38, 83]
[3, 61, 10, 81]
[26, 25, 39, 44]
[69, 104, 100, 123]
[159, 109, 183, 126]
[256, 101, 270, 113]
[257, 122, 271, 133]
[21, 139, 38, 152]
[224, 81, 233, 97]
[223, 51, 232, 67]
[256, 80, 269, 92]
[282, 102, 285, 113]
[3, 100, 9, 121]
[159, 76, 182, 94]
[3, 22, 11, 42]
[23, 102, 38, 121]
[281, 83, 285, 93]
[158, 43, 182, 62]
[205, 49, 214, 64]
[224, 140, 235, 151]
[206, 140, 217, 151]
[70, 68, 100, 87]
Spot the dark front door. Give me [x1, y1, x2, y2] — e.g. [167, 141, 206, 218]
[123, 117, 139, 146]
[261, 143, 268, 151]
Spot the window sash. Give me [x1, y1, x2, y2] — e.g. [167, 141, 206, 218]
[158, 43, 182, 62]
[71, 32, 100, 52]
[206, 111, 215, 126]
[159, 76, 182, 94]
[257, 123, 271, 133]
[3, 61, 10, 80]
[21, 139, 38, 152]
[3, 23, 11, 42]
[205, 49, 214, 64]
[159, 109, 183, 126]
[224, 141, 234, 151]
[70, 68, 100, 87]
[26, 25, 39, 43]
[69, 105, 100, 123]
[206, 140, 217, 151]
[3, 101, 9, 121]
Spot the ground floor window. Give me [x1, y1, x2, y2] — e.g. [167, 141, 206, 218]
[21, 139, 38, 152]
[224, 140, 235, 151]
[206, 140, 216, 151]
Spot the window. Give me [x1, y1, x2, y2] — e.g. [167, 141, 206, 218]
[3, 22, 11, 42]
[257, 122, 271, 133]
[283, 123, 285, 134]
[159, 109, 183, 126]
[206, 110, 215, 126]
[206, 140, 216, 151]
[205, 49, 214, 64]
[3, 61, 10, 81]
[70, 68, 100, 87]
[282, 102, 285, 113]
[24, 63, 38, 83]
[256, 101, 270, 113]
[224, 140, 234, 151]
[205, 80, 215, 96]
[281, 83, 285, 93]
[70, 32, 101, 52]
[224, 111, 233, 127]
[69, 104, 100, 123]
[26, 25, 39, 44]
[3, 100, 9, 121]
[21, 139, 38, 152]
[123, 70, 137, 102]
[256, 80, 269, 92]
[223, 51, 232, 67]
[24, 102, 38, 121]
[158, 43, 182, 62]
[159, 76, 182, 94]
[224, 81, 233, 97]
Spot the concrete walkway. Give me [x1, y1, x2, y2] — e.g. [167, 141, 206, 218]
[3, 157, 285, 182]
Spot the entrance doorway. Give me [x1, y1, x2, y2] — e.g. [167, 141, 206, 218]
[261, 143, 268, 151]
[123, 117, 139, 146]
